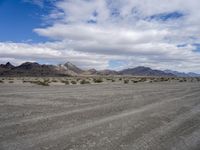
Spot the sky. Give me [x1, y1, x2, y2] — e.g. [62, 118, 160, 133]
[0, 0, 200, 73]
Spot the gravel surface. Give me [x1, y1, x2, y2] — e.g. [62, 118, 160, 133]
[0, 82, 200, 150]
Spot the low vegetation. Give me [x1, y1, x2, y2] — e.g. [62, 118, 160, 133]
[1, 76, 200, 86]
[80, 79, 90, 84]
[132, 80, 138, 83]
[51, 79, 58, 82]
[124, 79, 129, 84]
[33, 80, 50, 86]
[23, 79, 49, 86]
[71, 80, 77, 84]
[93, 78, 103, 83]
[61, 80, 69, 85]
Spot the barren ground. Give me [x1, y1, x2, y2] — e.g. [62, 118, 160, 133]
[0, 82, 200, 150]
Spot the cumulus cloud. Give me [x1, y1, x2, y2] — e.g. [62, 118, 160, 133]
[0, 42, 111, 69]
[1, 0, 200, 72]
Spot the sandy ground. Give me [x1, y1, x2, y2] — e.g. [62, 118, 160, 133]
[0, 82, 200, 150]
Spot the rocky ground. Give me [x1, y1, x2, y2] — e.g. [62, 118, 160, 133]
[0, 81, 200, 150]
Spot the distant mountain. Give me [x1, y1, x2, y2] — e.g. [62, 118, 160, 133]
[56, 62, 84, 76]
[64, 62, 84, 74]
[120, 66, 175, 77]
[0, 62, 199, 77]
[0, 62, 15, 76]
[82, 69, 98, 75]
[187, 72, 200, 77]
[0, 62, 14, 69]
[0, 62, 67, 77]
[98, 69, 120, 75]
[164, 70, 200, 77]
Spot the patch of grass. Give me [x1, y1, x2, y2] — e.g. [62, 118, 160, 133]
[9, 81, 14, 83]
[0, 80, 4, 83]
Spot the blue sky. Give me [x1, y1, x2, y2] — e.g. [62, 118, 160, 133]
[0, 0, 52, 42]
[0, 0, 200, 73]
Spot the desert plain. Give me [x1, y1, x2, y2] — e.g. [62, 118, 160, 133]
[0, 77, 200, 150]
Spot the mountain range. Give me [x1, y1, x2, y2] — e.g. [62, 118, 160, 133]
[0, 62, 199, 77]
[164, 70, 200, 77]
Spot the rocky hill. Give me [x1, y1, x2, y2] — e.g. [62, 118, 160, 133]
[0, 62, 67, 77]
[1, 62, 198, 77]
[120, 66, 175, 77]
[164, 70, 200, 77]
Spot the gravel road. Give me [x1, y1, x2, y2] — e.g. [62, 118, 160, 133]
[0, 82, 200, 150]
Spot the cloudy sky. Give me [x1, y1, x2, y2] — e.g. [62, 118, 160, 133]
[0, 0, 200, 72]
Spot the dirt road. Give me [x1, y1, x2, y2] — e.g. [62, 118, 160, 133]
[0, 82, 200, 150]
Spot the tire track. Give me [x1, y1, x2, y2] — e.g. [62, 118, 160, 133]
[1, 89, 199, 150]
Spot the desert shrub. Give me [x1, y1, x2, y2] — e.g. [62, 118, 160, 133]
[76, 78, 81, 81]
[93, 78, 103, 83]
[124, 80, 129, 84]
[140, 78, 147, 82]
[132, 80, 138, 83]
[0, 80, 4, 83]
[179, 79, 184, 82]
[153, 79, 159, 82]
[165, 78, 170, 82]
[22, 80, 30, 83]
[43, 78, 50, 83]
[160, 77, 165, 81]
[9, 81, 14, 83]
[80, 79, 90, 84]
[61, 80, 69, 85]
[196, 78, 200, 82]
[148, 80, 153, 83]
[51, 79, 58, 82]
[111, 79, 115, 82]
[36, 81, 49, 86]
[28, 80, 49, 86]
[71, 80, 77, 84]
[106, 78, 112, 81]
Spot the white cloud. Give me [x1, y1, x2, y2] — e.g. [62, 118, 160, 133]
[23, 0, 44, 7]
[1, 0, 200, 73]
[0, 42, 110, 69]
